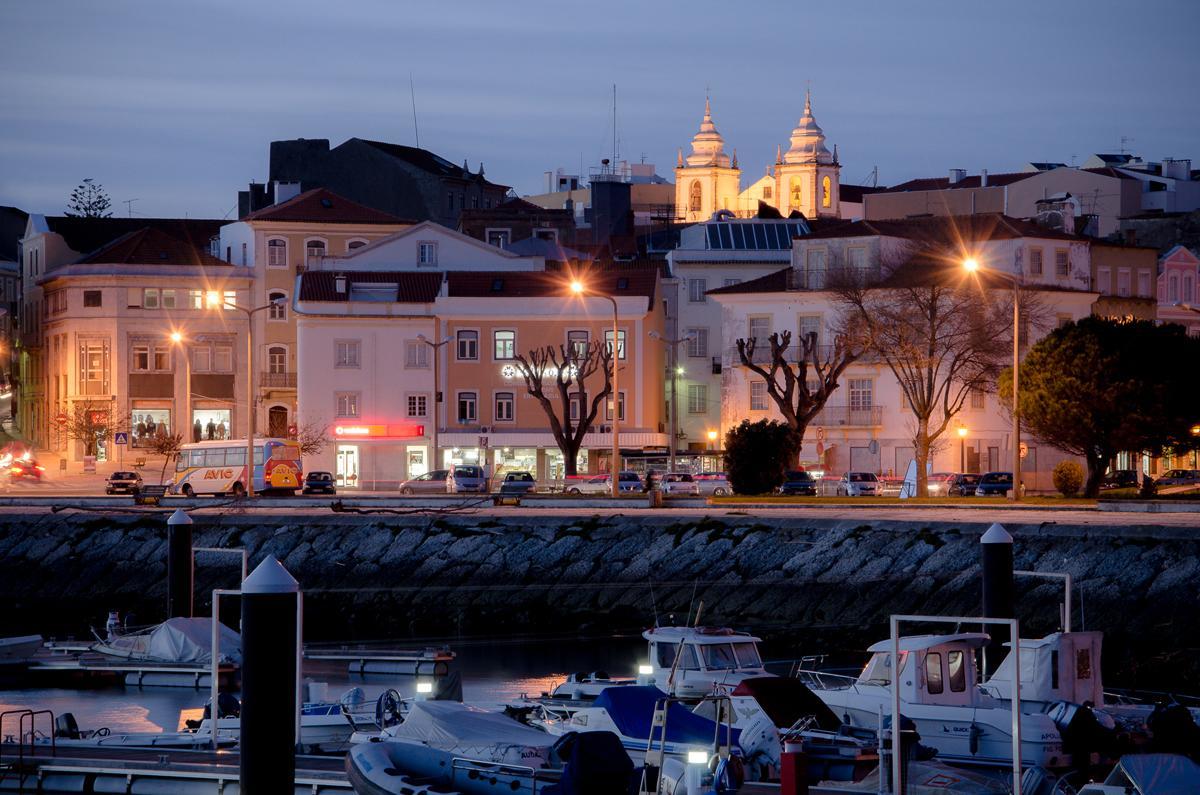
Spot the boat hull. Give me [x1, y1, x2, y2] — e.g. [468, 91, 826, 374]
[346, 739, 551, 795]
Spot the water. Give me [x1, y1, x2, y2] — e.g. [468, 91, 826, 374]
[0, 636, 644, 737]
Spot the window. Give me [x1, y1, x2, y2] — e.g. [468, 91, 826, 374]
[569, 392, 583, 422]
[567, 330, 589, 357]
[1096, 266, 1110, 294]
[925, 652, 944, 695]
[83, 290, 101, 307]
[267, 238, 287, 267]
[971, 389, 985, 410]
[78, 339, 109, 395]
[305, 239, 326, 267]
[214, 345, 232, 373]
[1030, 248, 1043, 275]
[405, 341, 429, 368]
[493, 330, 515, 360]
[723, 278, 741, 287]
[688, 278, 707, 303]
[347, 239, 367, 252]
[335, 340, 361, 368]
[1169, 274, 1179, 303]
[188, 290, 203, 310]
[457, 391, 477, 423]
[947, 650, 966, 692]
[456, 330, 478, 360]
[605, 391, 626, 422]
[132, 344, 150, 372]
[487, 229, 511, 248]
[268, 291, 287, 320]
[1183, 273, 1193, 304]
[687, 384, 707, 414]
[798, 315, 821, 346]
[1118, 269, 1132, 298]
[1137, 270, 1151, 298]
[268, 346, 287, 374]
[143, 288, 160, 309]
[849, 378, 873, 410]
[1057, 313, 1073, 328]
[806, 249, 826, 282]
[193, 346, 211, 373]
[604, 329, 627, 360]
[748, 316, 770, 343]
[689, 180, 701, 212]
[847, 247, 866, 271]
[762, 185, 772, 199]
[222, 290, 237, 310]
[822, 175, 832, 208]
[418, 241, 438, 266]
[161, 289, 176, 309]
[335, 392, 359, 418]
[686, 328, 708, 358]
[750, 381, 768, 410]
[407, 394, 427, 418]
[1055, 249, 1069, 277]
[240, 242, 247, 266]
[495, 392, 514, 422]
[789, 177, 802, 208]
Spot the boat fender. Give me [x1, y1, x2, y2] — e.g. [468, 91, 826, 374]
[969, 722, 982, 755]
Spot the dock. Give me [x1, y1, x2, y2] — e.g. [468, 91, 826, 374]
[302, 643, 454, 676]
[10, 643, 238, 689]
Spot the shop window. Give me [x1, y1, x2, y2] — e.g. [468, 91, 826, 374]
[131, 410, 172, 447]
[192, 409, 231, 442]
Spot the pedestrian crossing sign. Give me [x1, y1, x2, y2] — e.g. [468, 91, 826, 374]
[114, 432, 129, 445]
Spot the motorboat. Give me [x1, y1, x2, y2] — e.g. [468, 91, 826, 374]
[799, 632, 1066, 769]
[1077, 753, 1200, 794]
[34, 711, 237, 749]
[184, 687, 380, 754]
[0, 635, 42, 666]
[345, 700, 633, 795]
[640, 626, 772, 698]
[91, 617, 241, 665]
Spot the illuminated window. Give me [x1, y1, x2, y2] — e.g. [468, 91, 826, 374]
[605, 391, 626, 422]
[822, 176, 831, 208]
[335, 392, 359, 418]
[689, 181, 701, 212]
[493, 330, 515, 360]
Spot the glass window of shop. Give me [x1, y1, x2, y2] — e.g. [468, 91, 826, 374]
[443, 447, 483, 468]
[408, 446, 428, 478]
[131, 409, 172, 447]
[191, 409, 231, 442]
[545, 449, 589, 482]
[492, 447, 537, 479]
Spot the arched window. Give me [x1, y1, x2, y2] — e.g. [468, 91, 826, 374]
[268, 405, 289, 437]
[689, 181, 702, 212]
[267, 346, 287, 374]
[790, 177, 802, 209]
[305, 239, 326, 267]
[267, 238, 287, 267]
[347, 239, 367, 252]
[268, 291, 287, 320]
[822, 176, 832, 208]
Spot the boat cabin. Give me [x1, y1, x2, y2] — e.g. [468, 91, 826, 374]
[643, 627, 767, 690]
[982, 632, 1104, 707]
[858, 633, 989, 707]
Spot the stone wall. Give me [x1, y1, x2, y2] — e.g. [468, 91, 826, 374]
[1, 512, 1195, 688]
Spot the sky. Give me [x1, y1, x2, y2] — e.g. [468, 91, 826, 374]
[2, 0, 1198, 219]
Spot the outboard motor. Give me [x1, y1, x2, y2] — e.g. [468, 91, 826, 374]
[105, 611, 121, 640]
[54, 713, 81, 740]
[543, 731, 635, 795]
[1047, 700, 1119, 765]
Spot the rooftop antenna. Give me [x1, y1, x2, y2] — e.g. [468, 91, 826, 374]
[409, 72, 420, 149]
[122, 198, 139, 217]
[612, 83, 618, 169]
[1119, 135, 1134, 155]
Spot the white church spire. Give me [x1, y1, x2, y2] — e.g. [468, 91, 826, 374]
[685, 96, 731, 168]
[783, 88, 834, 165]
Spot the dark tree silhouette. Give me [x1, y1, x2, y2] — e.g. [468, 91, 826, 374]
[65, 178, 113, 218]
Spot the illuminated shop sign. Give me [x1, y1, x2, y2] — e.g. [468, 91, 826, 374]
[334, 424, 425, 439]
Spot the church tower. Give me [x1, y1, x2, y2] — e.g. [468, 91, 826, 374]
[774, 90, 840, 219]
[674, 98, 742, 222]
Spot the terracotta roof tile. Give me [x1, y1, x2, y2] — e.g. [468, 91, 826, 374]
[77, 225, 228, 267]
[243, 188, 412, 224]
[45, 217, 223, 259]
[297, 270, 443, 302]
[448, 269, 657, 304]
[802, 213, 1086, 243]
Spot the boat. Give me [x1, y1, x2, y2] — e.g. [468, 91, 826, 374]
[0, 635, 42, 666]
[640, 626, 771, 698]
[91, 617, 241, 665]
[34, 711, 237, 749]
[1077, 753, 1200, 794]
[184, 687, 381, 754]
[345, 700, 634, 795]
[798, 632, 1067, 769]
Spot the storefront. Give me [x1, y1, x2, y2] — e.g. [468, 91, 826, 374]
[330, 422, 427, 490]
[191, 408, 232, 443]
[130, 407, 172, 448]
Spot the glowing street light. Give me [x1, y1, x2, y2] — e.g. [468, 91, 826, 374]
[962, 257, 980, 273]
[168, 330, 191, 446]
[569, 277, 620, 497]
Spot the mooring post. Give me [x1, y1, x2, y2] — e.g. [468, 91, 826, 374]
[240, 554, 299, 794]
[166, 509, 193, 618]
[981, 523, 1014, 677]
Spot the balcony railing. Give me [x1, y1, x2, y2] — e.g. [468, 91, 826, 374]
[259, 371, 297, 388]
[812, 405, 883, 427]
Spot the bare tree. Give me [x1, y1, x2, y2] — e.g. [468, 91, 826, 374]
[290, 420, 330, 458]
[510, 340, 613, 476]
[60, 401, 121, 457]
[837, 258, 1013, 496]
[148, 432, 184, 484]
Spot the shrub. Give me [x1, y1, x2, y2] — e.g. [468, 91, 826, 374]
[724, 419, 801, 495]
[1052, 460, 1084, 497]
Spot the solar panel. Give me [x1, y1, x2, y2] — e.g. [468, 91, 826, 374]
[707, 225, 721, 249]
[718, 224, 732, 249]
[731, 225, 745, 249]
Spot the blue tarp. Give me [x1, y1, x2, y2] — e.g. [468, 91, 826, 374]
[593, 686, 740, 748]
[1109, 754, 1200, 795]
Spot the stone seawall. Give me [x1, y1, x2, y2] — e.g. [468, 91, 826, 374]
[1, 512, 1195, 688]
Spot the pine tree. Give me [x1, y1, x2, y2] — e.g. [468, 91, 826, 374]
[65, 178, 113, 218]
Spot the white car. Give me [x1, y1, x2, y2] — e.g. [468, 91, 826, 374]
[693, 472, 731, 496]
[836, 471, 879, 496]
[564, 472, 642, 494]
[659, 472, 700, 496]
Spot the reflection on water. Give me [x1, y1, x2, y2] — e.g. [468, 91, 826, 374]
[0, 637, 643, 736]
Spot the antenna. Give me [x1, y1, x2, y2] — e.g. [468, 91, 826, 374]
[1119, 135, 1134, 155]
[122, 198, 139, 217]
[612, 83, 618, 167]
[409, 73, 420, 148]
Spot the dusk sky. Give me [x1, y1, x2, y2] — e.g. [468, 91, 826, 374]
[3, 0, 1197, 219]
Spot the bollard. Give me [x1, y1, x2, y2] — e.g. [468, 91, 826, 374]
[780, 740, 809, 795]
[981, 523, 1014, 677]
[166, 509, 193, 618]
[240, 555, 299, 794]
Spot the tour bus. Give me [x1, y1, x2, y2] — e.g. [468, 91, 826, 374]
[170, 438, 302, 496]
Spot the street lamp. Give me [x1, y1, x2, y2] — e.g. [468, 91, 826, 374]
[957, 425, 968, 473]
[963, 256, 1022, 501]
[649, 330, 694, 474]
[417, 333, 452, 473]
[169, 331, 192, 445]
[206, 292, 286, 498]
[570, 279, 621, 498]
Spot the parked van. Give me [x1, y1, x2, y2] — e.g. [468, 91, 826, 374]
[446, 465, 489, 494]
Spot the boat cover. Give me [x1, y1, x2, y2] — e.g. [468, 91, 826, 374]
[93, 618, 241, 664]
[731, 676, 842, 731]
[386, 701, 557, 768]
[593, 685, 741, 748]
[822, 761, 1009, 793]
[1103, 754, 1200, 794]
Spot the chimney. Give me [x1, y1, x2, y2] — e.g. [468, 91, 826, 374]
[334, 274, 346, 294]
[980, 169, 989, 187]
[949, 168, 967, 184]
[1163, 158, 1191, 181]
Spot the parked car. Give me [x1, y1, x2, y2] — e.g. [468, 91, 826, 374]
[974, 471, 1015, 497]
[302, 471, 336, 495]
[946, 473, 982, 496]
[398, 469, 449, 494]
[693, 472, 731, 496]
[660, 472, 700, 496]
[778, 470, 818, 496]
[1154, 469, 1200, 487]
[1100, 469, 1139, 491]
[836, 472, 879, 497]
[9, 458, 44, 481]
[447, 465, 489, 494]
[106, 471, 143, 495]
[564, 471, 642, 495]
[925, 473, 956, 497]
[498, 471, 537, 495]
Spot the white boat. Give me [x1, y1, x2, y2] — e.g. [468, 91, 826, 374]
[34, 712, 237, 749]
[640, 626, 772, 698]
[91, 617, 241, 665]
[0, 635, 42, 665]
[799, 633, 1066, 769]
[184, 687, 379, 753]
[1077, 753, 1200, 794]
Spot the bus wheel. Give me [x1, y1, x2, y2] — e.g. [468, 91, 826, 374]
[182, 484, 195, 498]
[232, 482, 246, 497]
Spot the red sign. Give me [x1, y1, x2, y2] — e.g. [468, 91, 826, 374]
[333, 423, 425, 439]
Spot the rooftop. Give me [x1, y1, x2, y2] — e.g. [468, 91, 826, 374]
[297, 270, 443, 303]
[77, 225, 228, 268]
[801, 213, 1087, 243]
[42, 217, 223, 260]
[243, 188, 412, 224]
[357, 139, 510, 191]
[448, 269, 657, 304]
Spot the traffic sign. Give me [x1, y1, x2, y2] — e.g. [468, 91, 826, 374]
[114, 431, 129, 445]
[816, 427, 825, 442]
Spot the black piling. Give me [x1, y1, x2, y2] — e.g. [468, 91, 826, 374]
[981, 522, 1014, 676]
[166, 509, 193, 619]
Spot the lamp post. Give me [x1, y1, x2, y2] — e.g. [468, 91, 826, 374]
[570, 279, 620, 498]
[417, 332, 452, 474]
[964, 257, 1021, 502]
[207, 292, 285, 498]
[649, 331, 693, 474]
[958, 425, 968, 474]
[169, 331, 192, 445]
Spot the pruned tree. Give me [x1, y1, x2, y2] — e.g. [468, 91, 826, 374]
[149, 432, 184, 484]
[65, 178, 113, 218]
[60, 401, 121, 457]
[290, 420, 330, 458]
[837, 259, 1015, 497]
[511, 340, 613, 476]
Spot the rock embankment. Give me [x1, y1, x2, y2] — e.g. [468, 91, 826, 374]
[0, 512, 1195, 688]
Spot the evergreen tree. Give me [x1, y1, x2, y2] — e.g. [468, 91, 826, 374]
[65, 178, 113, 218]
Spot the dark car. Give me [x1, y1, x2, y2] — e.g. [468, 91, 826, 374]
[106, 471, 143, 495]
[498, 471, 537, 495]
[778, 470, 818, 496]
[1154, 469, 1200, 487]
[974, 471, 1015, 497]
[1100, 469, 1139, 491]
[946, 473, 982, 496]
[302, 471, 336, 495]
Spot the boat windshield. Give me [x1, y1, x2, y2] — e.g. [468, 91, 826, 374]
[701, 643, 739, 670]
[654, 641, 700, 671]
[732, 642, 763, 668]
[860, 651, 908, 684]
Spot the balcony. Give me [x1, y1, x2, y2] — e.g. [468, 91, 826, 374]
[813, 404, 883, 427]
[259, 371, 296, 389]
